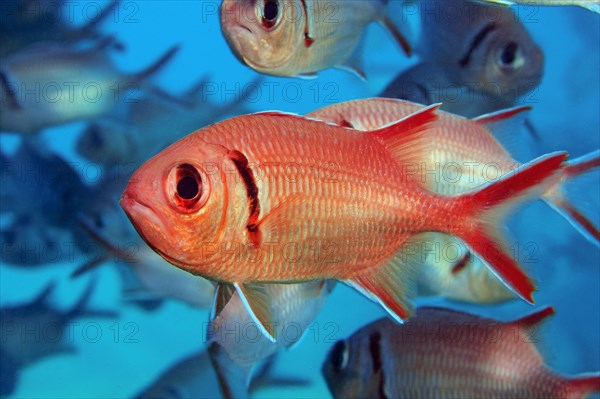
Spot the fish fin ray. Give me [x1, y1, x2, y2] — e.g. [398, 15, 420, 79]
[453, 152, 568, 303]
[545, 150, 600, 246]
[210, 283, 236, 322]
[473, 105, 533, 160]
[379, 15, 412, 56]
[346, 236, 427, 322]
[367, 103, 440, 166]
[511, 306, 555, 329]
[234, 283, 276, 342]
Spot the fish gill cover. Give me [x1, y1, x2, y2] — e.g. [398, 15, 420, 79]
[0, 1, 598, 399]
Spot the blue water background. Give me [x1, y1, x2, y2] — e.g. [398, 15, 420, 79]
[0, 1, 598, 398]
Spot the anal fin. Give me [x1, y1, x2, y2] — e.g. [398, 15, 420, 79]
[346, 236, 424, 322]
[234, 283, 276, 342]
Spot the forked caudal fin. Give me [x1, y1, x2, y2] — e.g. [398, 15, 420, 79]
[453, 152, 569, 303]
[345, 152, 568, 324]
[543, 150, 600, 246]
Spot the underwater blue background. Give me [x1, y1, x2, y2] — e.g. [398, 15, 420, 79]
[0, 1, 599, 398]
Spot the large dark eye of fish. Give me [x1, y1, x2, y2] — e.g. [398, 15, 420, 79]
[497, 42, 525, 71]
[260, 0, 280, 29]
[172, 164, 203, 209]
[329, 340, 349, 373]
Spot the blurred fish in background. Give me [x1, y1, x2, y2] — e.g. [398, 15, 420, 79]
[477, 0, 600, 13]
[1, 140, 117, 267]
[382, 0, 544, 138]
[0, 0, 118, 56]
[322, 306, 600, 398]
[75, 75, 262, 169]
[73, 210, 216, 310]
[208, 281, 334, 397]
[0, 38, 180, 135]
[0, 279, 116, 396]
[0, 0, 598, 398]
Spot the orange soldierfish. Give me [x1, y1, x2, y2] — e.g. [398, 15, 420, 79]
[322, 306, 600, 399]
[121, 106, 567, 340]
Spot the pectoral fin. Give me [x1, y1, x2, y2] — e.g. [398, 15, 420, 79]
[234, 283, 276, 342]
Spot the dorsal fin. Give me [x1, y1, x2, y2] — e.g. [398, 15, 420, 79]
[473, 106, 532, 160]
[512, 306, 555, 329]
[367, 103, 440, 164]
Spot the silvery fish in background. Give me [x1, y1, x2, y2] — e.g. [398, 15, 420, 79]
[383, 0, 544, 123]
[0, 141, 116, 267]
[322, 307, 600, 399]
[0, 280, 116, 396]
[135, 347, 304, 399]
[381, 62, 520, 118]
[75, 76, 262, 169]
[0, 38, 180, 134]
[72, 211, 216, 310]
[207, 281, 334, 398]
[416, 0, 544, 95]
[220, 0, 411, 78]
[0, 0, 118, 56]
[478, 0, 600, 13]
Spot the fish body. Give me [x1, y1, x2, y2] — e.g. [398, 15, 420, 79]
[416, 0, 544, 100]
[76, 76, 261, 168]
[220, 0, 410, 77]
[322, 306, 600, 398]
[121, 106, 569, 337]
[208, 281, 333, 397]
[478, 0, 600, 13]
[1, 141, 106, 266]
[134, 349, 222, 399]
[0, 41, 179, 134]
[309, 98, 600, 243]
[380, 62, 518, 119]
[308, 98, 599, 302]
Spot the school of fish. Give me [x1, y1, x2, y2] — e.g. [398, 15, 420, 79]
[1, 0, 599, 398]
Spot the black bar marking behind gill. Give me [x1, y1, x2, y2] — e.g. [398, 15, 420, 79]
[459, 23, 497, 68]
[229, 150, 261, 247]
[369, 331, 388, 399]
[300, 0, 314, 48]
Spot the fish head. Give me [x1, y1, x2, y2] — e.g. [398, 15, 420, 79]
[467, 14, 544, 98]
[322, 334, 381, 398]
[76, 122, 135, 166]
[120, 131, 247, 278]
[220, 0, 303, 73]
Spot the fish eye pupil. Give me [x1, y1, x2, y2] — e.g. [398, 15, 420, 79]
[177, 175, 199, 200]
[264, 0, 279, 21]
[501, 42, 518, 65]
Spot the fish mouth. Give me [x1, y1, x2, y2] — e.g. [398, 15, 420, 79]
[120, 196, 169, 248]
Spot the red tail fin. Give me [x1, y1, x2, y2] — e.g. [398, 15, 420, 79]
[453, 152, 568, 302]
[544, 150, 600, 246]
[566, 373, 600, 397]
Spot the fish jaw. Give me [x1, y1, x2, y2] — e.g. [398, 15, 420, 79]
[220, 0, 301, 75]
